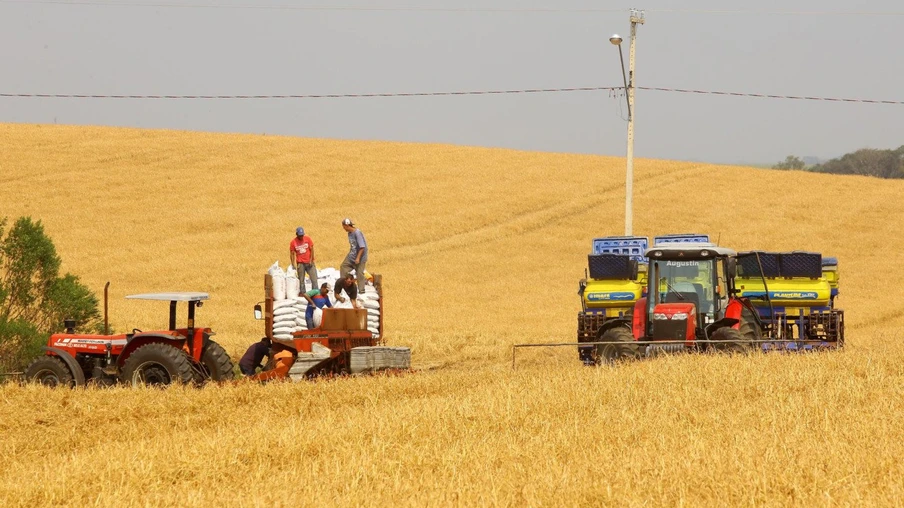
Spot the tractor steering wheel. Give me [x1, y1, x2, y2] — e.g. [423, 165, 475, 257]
[132, 328, 143, 334]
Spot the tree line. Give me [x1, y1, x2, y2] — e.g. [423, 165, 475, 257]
[772, 145, 904, 179]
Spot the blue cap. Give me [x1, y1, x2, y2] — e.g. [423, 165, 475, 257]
[296, 227, 305, 236]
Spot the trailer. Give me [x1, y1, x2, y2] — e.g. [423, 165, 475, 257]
[250, 273, 409, 381]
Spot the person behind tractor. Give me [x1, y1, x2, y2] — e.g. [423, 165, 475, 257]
[340, 218, 368, 293]
[239, 337, 271, 376]
[290, 226, 318, 294]
[302, 283, 333, 330]
[334, 272, 361, 309]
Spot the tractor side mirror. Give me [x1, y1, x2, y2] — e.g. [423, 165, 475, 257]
[253, 304, 263, 320]
[726, 258, 737, 278]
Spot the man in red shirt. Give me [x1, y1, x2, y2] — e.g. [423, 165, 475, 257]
[290, 226, 318, 294]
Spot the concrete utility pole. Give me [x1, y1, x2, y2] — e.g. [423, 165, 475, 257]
[610, 9, 645, 236]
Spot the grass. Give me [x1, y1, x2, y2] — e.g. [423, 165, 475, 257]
[1, 123, 903, 506]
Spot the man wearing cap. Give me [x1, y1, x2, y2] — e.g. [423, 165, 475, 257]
[340, 218, 368, 293]
[334, 273, 362, 310]
[290, 226, 318, 294]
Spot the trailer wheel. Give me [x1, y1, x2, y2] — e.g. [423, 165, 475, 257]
[122, 343, 195, 386]
[593, 327, 639, 365]
[25, 356, 74, 387]
[711, 327, 750, 354]
[194, 341, 236, 383]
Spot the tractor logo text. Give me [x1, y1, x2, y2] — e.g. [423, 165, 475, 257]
[587, 292, 635, 301]
[666, 261, 699, 267]
[772, 291, 819, 300]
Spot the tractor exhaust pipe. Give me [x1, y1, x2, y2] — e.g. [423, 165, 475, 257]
[104, 281, 110, 335]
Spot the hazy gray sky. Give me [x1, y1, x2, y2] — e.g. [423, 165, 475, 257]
[1, 0, 902, 163]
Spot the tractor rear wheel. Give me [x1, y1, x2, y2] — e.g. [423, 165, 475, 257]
[739, 307, 763, 342]
[593, 327, 640, 365]
[121, 343, 194, 387]
[711, 327, 750, 354]
[194, 341, 236, 383]
[25, 356, 74, 387]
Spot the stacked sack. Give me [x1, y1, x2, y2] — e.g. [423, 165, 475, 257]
[267, 262, 382, 338]
[267, 262, 305, 340]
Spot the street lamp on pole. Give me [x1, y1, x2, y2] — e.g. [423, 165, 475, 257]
[610, 9, 644, 236]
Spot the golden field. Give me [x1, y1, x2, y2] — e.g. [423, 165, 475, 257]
[1, 123, 903, 506]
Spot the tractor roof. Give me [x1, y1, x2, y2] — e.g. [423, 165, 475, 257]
[646, 242, 736, 260]
[125, 292, 209, 302]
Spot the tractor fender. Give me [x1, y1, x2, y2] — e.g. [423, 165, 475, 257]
[597, 318, 633, 338]
[42, 346, 86, 387]
[117, 333, 186, 367]
[705, 318, 740, 339]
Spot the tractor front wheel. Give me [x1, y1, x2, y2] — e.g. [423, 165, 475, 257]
[593, 327, 640, 365]
[25, 356, 74, 387]
[121, 343, 194, 387]
[711, 327, 750, 354]
[194, 341, 236, 383]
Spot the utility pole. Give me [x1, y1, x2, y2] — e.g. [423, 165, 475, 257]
[624, 9, 644, 236]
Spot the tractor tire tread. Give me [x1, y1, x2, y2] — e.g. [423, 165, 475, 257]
[122, 343, 194, 386]
[198, 341, 236, 382]
[593, 327, 639, 365]
[25, 356, 74, 387]
[711, 327, 750, 354]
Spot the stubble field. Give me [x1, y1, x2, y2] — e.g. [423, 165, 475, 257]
[1, 123, 903, 506]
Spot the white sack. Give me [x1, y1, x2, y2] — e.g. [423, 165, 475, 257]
[285, 276, 300, 299]
[273, 299, 295, 310]
[312, 307, 323, 328]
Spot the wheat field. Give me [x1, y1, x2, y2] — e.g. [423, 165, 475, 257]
[1, 123, 903, 506]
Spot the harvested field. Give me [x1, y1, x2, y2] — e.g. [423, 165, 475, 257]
[1, 123, 903, 506]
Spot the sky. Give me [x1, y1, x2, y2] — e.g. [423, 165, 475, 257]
[1, 0, 902, 164]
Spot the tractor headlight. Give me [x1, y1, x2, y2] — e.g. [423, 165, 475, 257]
[653, 313, 669, 320]
[672, 312, 688, 320]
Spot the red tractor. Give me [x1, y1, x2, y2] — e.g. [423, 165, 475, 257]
[24, 292, 235, 387]
[589, 242, 763, 363]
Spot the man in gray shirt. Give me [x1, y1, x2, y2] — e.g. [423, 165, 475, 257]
[340, 218, 368, 293]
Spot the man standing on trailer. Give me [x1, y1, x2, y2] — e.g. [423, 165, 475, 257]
[290, 226, 318, 294]
[340, 218, 368, 293]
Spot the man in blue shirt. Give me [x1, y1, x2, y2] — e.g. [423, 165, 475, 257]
[340, 218, 368, 293]
[302, 283, 333, 330]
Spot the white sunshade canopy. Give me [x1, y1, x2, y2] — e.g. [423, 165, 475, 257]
[125, 292, 209, 302]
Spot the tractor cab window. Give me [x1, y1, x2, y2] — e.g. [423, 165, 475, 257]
[653, 259, 717, 319]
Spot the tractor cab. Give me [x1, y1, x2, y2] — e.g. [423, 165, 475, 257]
[642, 243, 737, 341]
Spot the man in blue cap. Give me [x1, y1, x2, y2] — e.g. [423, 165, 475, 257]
[289, 226, 318, 294]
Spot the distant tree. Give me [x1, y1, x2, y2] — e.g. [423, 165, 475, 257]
[772, 155, 806, 170]
[0, 217, 101, 372]
[811, 147, 904, 179]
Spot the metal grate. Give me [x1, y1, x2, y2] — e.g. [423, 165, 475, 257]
[588, 254, 637, 280]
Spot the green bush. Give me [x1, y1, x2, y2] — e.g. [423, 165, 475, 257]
[0, 217, 101, 372]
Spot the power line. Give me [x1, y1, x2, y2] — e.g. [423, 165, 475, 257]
[0, 86, 618, 99]
[638, 87, 904, 105]
[0, 1, 626, 12]
[645, 8, 904, 16]
[2, 86, 902, 105]
[3, 1, 904, 16]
